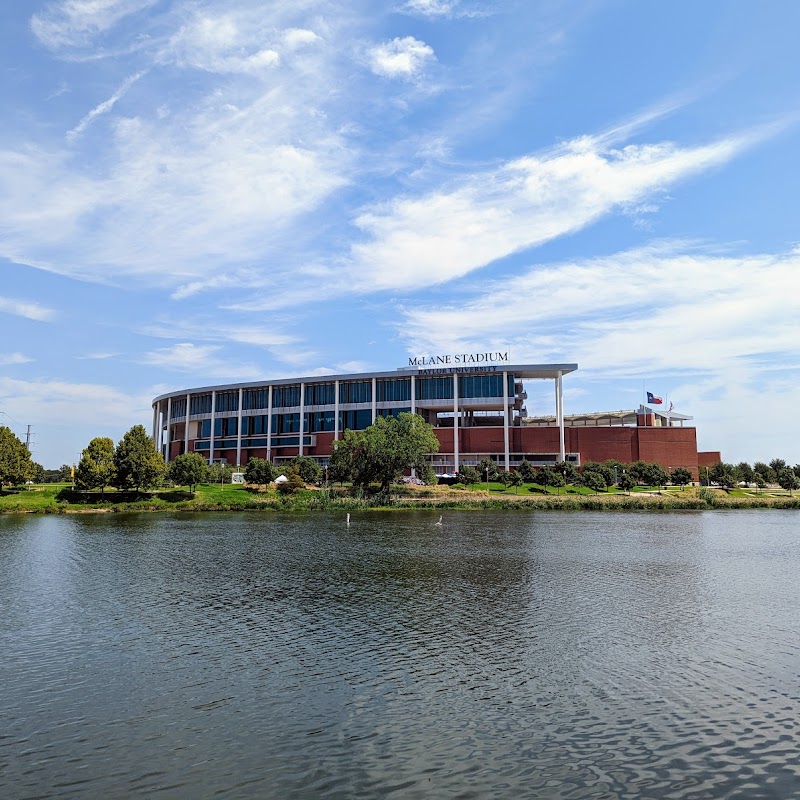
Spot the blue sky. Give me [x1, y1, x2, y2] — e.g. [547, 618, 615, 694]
[2, 0, 800, 468]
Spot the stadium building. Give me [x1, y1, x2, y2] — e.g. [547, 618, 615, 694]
[151, 355, 703, 479]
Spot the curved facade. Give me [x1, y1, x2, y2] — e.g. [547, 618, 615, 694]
[151, 360, 703, 478]
[151, 362, 577, 473]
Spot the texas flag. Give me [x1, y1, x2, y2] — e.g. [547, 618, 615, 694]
[646, 391, 663, 405]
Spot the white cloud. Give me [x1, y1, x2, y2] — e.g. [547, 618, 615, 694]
[399, 243, 800, 369]
[0, 353, 33, 366]
[403, 0, 454, 14]
[0, 296, 56, 321]
[283, 28, 321, 48]
[369, 36, 435, 79]
[140, 342, 263, 379]
[342, 127, 772, 292]
[31, 0, 159, 49]
[67, 70, 146, 140]
[0, 376, 154, 466]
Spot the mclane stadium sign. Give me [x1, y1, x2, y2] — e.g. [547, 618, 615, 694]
[407, 351, 510, 375]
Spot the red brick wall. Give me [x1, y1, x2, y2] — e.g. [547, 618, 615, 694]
[698, 451, 722, 468]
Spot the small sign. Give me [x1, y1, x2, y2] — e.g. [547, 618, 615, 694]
[231, 473, 245, 484]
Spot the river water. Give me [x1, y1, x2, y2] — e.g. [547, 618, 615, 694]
[1, 511, 799, 799]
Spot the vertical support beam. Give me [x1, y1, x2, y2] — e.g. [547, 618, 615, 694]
[267, 385, 273, 463]
[557, 371, 565, 462]
[371, 377, 377, 423]
[156, 403, 163, 454]
[236, 387, 243, 468]
[184, 393, 190, 455]
[152, 404, 158, 444]
[411, 375, 416, 415]
[453, 372, 459, 474]
[299, 383, 305, 457]
[502, 370, 510, 472]
[334, 380, 340, 440]
[165, 397, 172, 463]
[208, 391, 216, 465]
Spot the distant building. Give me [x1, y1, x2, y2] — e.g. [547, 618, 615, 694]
[152, 358, 707, 479]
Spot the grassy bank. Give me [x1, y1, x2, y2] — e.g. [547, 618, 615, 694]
[2, 483, 800, 514]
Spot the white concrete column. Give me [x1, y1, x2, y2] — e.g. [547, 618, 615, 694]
[334, 380, 340, 440]
[152, 404, 158, 444]
[503, 371, 510, 472]
[267, 385, 273, 462]
[453, 373, 459, 474]
[156, 403, 163, 453]
[184, 393, 190, 455]
[208, 391, 216, 465]
[371, 377, 377, 423]
[557, 371, 565, 462]
[165, 397, 172, 463]
[299, 383, 305, 456]
[236, 387, 243, 467]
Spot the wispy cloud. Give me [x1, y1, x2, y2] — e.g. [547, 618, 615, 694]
[398, 242, 800, 376]
[339, 127, 774, 293]
[0, 353, 33, 366]
[67, 70, 146, 141]
[0, 296, 56, 321]
[31, 0, 159, 49]
[140, 342, 263, 379]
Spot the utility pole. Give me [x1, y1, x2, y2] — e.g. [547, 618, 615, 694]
[25, 425, 33, 451]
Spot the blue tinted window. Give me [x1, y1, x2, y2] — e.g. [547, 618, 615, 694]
[340, 381, 371, 404]
[190, 394, 212, 415]
[273, 386, 301, 408]
[306, 383, 335, 405]
[376, 380, 411, 402]
[416, 378, 454, 400]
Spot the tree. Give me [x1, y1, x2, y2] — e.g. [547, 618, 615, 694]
[337, 413, 439, 494]
[207, 461, 234, 485]
[582, 461, 616, 488]
[583, 471, 606, 494]
[58, 464, 73, 482]
[477, 457, 499, 483]
[736, 462, 755, 484]
[244, 457, 275, 488]
[555, 460, 578, 484]
[710, 461, 737, 490]
[114, 425, 166, 491]
[669, 466, 693, 490]
[29, 462, 45, 484]
[168, 452, 208, 491]
[328, 435, 354, 484]
[769, 458, 787, 475]
[75, 437, 116, 493]
[643, 463, 668, 488]
[517, 459, 536, 483]
[457, 465, 480, 485]
[285, 456, 322, 485]
[753, 462, 776, 485]
[617, 470, 635, 492]
[776, 468, 800, 495]
[545, 470, 565, 493]
[276, 466, 305, 494]
[0, 426, 33, 488]
[508, 471, 524, 494]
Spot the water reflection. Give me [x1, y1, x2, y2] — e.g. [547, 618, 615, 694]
[1, 511, 799, 798]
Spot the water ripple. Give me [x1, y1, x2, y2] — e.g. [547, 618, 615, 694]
[1, 510, 799, 798]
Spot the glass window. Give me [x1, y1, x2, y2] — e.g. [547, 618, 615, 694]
[273, 386, 301, 408]
[170, 398, 187, 419]
[376, 379, 411, 402]
[272, 413, 300, 434]
[242, 388, 269, 410]
[339, 409, 372, 431]
[215, 392, 239, 413]
[305, 411, 336, 432]
[306, 383, 335, 406]
[340, 381, 372, 404]
[416, 377, 454, 400]
[190, 394, 212, 415]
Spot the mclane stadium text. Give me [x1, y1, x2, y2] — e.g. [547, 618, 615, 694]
[409, 352, 509, 366]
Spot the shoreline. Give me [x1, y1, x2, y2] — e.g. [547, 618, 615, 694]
[2, 485, 800, 514]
